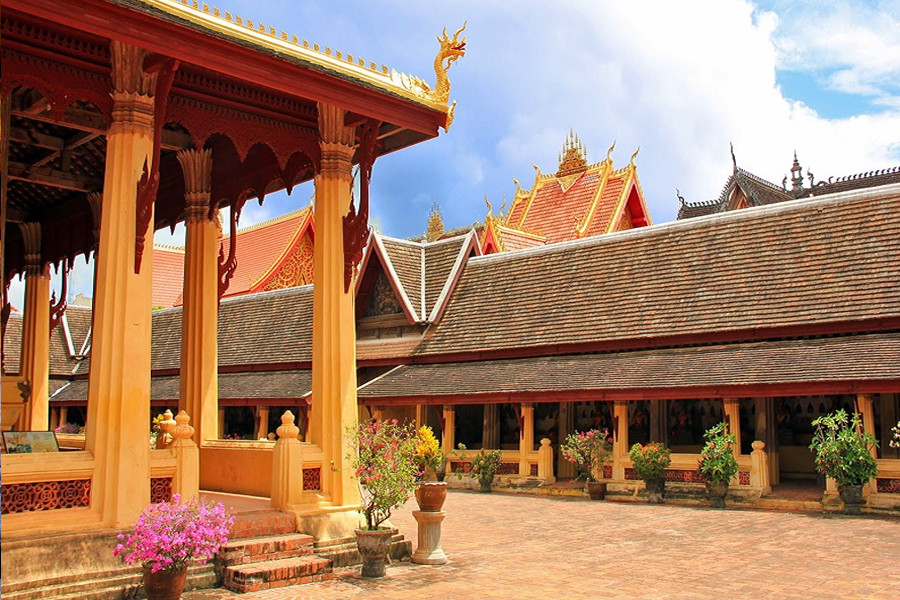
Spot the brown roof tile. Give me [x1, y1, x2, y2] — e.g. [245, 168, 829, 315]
[423, 235, 468, 318]
[360, 332, 900, 400]
[417, 190, 900, 357]
[380, 238, 423, 319]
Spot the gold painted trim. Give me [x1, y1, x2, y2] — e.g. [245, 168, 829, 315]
[575, 159, 613, 237]
[248, 207, 314, 291]
[604, 165, 636, 235]
[139, 0, 453, 111]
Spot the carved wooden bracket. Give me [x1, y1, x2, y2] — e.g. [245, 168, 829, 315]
[342, 119, 381, 292]
[134, 57, 179, 274]
[48, 258, 69, 337]
[217, 202, 240, 301]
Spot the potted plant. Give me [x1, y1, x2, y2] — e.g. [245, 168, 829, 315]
[454, 444, 503, 492]
[113, 494, 234, 600]
[699, 422, 738, 508]
[890, 420, 900, 449]
[560, 428, 613, 500]
[629, 442, 672, 504]
[348, 419, 419, 577]
[809, 410, 879, 515]
[414, 425, 447, 511]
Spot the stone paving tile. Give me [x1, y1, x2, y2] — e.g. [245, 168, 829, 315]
[184, 491, 899, 600]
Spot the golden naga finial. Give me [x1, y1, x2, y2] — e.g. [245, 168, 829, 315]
[427, 22, 467, 105]
[484, 194, 493, 217]
[629, 146, 640, 168]
[606, 140, 616, 162]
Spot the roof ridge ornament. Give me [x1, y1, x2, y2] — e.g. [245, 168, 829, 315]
[557, 131, 588, 177]
[629, 146, 640, 169]
[730, 142, 737, 175]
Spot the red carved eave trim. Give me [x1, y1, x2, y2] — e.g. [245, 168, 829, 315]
[11, 0, 448, 136]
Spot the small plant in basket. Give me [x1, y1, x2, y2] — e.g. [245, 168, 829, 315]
[453, 443, 503, 492]
[629, 442, 672, 504]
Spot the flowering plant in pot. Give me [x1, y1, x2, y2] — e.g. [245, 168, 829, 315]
[414, 425, 447, 511]
[114, 495, 234, 599]
[629, 442, 671, 504]
[809, 410, 879, 515]
[348, 419, 419, 577]
[560, 429, 612, 499]
[453, 443, 503, 492]
[699, 422, 738, 508]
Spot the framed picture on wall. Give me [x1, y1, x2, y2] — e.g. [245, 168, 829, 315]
[2, 431, 60, 454]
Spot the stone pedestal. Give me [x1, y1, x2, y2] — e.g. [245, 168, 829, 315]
[411, 510, 448, 565]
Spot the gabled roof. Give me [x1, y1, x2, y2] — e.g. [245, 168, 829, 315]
[4, 305, 93, 377]
[484, 136, 651, 253]
[152, 245, 186, 308]
[678, 167, 792, 219]
[418, 185, 900, 358]
[359, 231, 479, 323]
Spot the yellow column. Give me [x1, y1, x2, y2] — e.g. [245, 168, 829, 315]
[612, 401, 629, 480]
[310, 103, 359, 507]
[17, 223, 50, 431]
[856, 394, 878, 494]
[85, 41, 157, 527]
[723, 398, 741, 458]
[442, 406, 456, 456]
[177, 148, 219, 444]
[519, 403, 534, 476]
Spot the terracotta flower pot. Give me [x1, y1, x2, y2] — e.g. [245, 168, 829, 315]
[706, 480, 729, 509]
[355, 528, 394, 578]
[415, 481, 448, 511]
[586, 481, 607, 500]
[142, 566, 187, 600]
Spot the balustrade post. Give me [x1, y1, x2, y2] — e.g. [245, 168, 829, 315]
[170, 410, 199, 501]
[538, 437, 555, 484]
[271, 410, 305, 510]
[157, 409, 176, 449]
[750, 440, 771, 494]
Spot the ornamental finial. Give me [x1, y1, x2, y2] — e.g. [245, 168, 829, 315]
[429, 22, 467, 104]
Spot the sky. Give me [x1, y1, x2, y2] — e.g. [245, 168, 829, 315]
[8, 0, 900, 309]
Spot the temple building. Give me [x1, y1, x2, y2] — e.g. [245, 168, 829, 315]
[481, 133, 651, 254]
[2, 0, 465, 594]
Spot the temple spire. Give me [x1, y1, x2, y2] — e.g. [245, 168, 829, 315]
[425, 202, 444, 242]
[557, 130, 588, 177]
[790, 151, 805, 198]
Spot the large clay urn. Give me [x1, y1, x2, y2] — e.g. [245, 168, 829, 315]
[415, 481, 448, 512]
[706, 480, 729, 509]
[142, 566, 187, 600]
[838, 484, 864, 515]
[355, 528, 394, 578]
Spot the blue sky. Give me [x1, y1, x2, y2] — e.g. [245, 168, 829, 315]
[9, 0, 900, 308]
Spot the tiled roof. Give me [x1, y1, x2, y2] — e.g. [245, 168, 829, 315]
[227, 207, 313, 295]
[376, 232, 475, 322]
[677, 168, 793, 220]
[152, 245, 186, 308]
[416, 188, 900, 357]
[49, 370, 312, 403]
[496, 228, 545, 252]
[521, 171, 601, 242]
[584, 171, 626, 237]
[359, 332, 900, 400]
[151, 285, 315, 371]
[805, 166, 900, 197]
[4, 305, 93, 376]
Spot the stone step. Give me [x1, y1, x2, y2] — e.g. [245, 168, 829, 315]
[0, 563, 217, 600]
[223, 555, 332, 594]
[229, 509, 297, 539]
[218, 533, 315, 567]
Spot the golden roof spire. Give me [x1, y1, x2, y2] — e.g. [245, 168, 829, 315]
[425, 202, 444, 241]
[557, 131, 588, 177]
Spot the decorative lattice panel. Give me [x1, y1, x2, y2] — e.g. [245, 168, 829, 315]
[303, 467, 322, 491]
[664, 469, 707, 484]
[496, 462, 519, 475]
[1, 479, 91, 514]
[603, 465, 613, 479]
[738, 471, 751, 486]
[530, 463, 539, 476]
[876, 478, 900, 494]
[450, 461, 471, 473]
[150, 478, 173, 503]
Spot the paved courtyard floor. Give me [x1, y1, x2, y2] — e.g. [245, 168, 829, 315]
[184, 491, 899, 600]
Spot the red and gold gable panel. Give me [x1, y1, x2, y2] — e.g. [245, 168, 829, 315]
[260, 230, 315, 291]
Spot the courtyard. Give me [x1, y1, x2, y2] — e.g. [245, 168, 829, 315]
[184, 491, 900, 600]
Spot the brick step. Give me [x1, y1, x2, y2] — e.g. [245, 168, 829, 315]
[228, 509, 297, 539]
[223, 555, 332, 594]
[218, 533, 315, 567]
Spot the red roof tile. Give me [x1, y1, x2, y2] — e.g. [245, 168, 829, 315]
[152, 246, 185, 308]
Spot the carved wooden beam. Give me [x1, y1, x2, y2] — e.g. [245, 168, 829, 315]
[8, 161, 102, 192]
[11, 105, 192, 150]
[33, 132, 100, 168]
